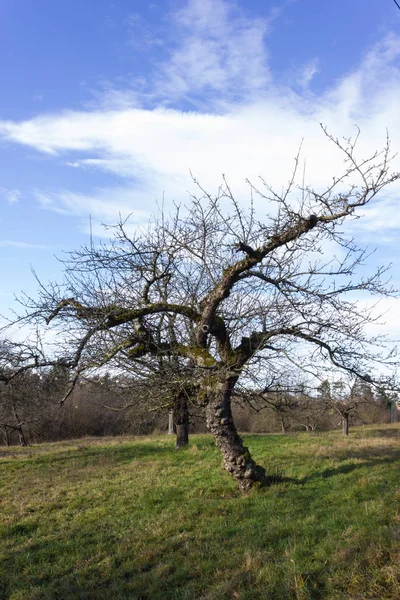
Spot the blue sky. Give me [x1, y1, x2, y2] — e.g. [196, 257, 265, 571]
[1, 0, 400, 339]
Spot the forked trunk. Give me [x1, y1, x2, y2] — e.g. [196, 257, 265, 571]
[174, 392, 189, 448]
[205, 377, 270, 491]
[12, 407, 28, 447]
[17, 426, 28, 447]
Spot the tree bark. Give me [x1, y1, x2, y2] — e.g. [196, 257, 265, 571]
[168, 410, 175, 435]
[390, 400, 398, 423]
[17, 425, 28, 447]
[12, 406, 28, 446]
[1, 426, 10, 446]
[342, 413, 349, 436]
[280, 416, 287, 434]
[174, 392, 189, 448]
[205, 377, 271, 491]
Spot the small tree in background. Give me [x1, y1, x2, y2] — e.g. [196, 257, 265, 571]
[239, 378, 307, 434]
[317, 378, 383, 436]
[0, 341, 70, 445]
[374, 387, 400, 423]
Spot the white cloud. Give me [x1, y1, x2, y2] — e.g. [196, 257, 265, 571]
[125, 12, 164, 50]
[153, 0, 272, 106]
[298, 59, 319, 89]
[0, 240, 47, 249]
[358, 192, 400, 239]
[355, 297, 400, 357]
[0, 9, 399, 240]
[1, 0, 400, 360]
[34, 187, 152, 233]
[1, 90, 398, 232]
[0, 187, 21, 204]
[101, 0, 281, 111]
[321, 33, 400, 123]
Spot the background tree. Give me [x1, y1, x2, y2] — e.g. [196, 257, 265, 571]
[95, 359, 201, 447]
[290, 392, 327, 432]
[0, 341, 69, 445]
[374, 386, 400, 424]
[240, 378, 307, 434]
[317, 378, 380, 436]
[13, 129, 399, 490]
[317, 380, 355, 436]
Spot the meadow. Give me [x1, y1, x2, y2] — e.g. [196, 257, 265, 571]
[1, 425, 399, 600]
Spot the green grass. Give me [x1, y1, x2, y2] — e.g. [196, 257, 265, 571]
[1, 425, 399, 600]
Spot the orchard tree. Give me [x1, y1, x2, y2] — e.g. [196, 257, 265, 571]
[241, 378, 307, 434]
[97, 261, 198, 447]
[375, 387, 400, 423]
[317, 379, 359, 436]
[14, 129, 399, 490]
[97, 358, 199, 447]
[317, 377, 382, 435]
[0, 340, 68, 445]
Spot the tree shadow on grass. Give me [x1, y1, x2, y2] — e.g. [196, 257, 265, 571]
[299, 454, 400, 484]
[358, 428, 399, 438]
[260, 450, 400, 488]
[0, 442, 176, 467]
[1, 535, 192, 600]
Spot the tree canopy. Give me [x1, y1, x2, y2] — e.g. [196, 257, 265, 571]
[8, 128, 400, 490]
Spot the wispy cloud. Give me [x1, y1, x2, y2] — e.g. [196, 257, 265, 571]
[153, 0, 273, 107]
[357, 192, 400, 243]
[125, 11, 164, 50]
[0, 1, 399, 341]
[0, 9, 399, 241]
[34, 187, 152, 231]
[0, 187, 21, 204]
[0, 240, 48, 249]
[298, 59, 319, 89]
[101, 0, 282, 111]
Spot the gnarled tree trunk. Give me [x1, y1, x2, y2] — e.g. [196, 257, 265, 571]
[205, 376, 270, 491]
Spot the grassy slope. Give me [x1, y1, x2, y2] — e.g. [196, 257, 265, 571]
[0, 425, 399, 600]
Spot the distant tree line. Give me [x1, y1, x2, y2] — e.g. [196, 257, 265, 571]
[0, 367, 397, 447]
[233, 378, 397, 435]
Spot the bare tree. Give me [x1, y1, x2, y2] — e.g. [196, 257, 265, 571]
[374, 386, 400, 423]
[317, 378, 378, 435]
[240, 378, 306, 434]
[102, 359, 198, 447]
[0, 341, 69, 445]
[11, 128, 399, 490]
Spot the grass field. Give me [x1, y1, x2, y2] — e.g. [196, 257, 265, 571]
[0, 425, 399, 600]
